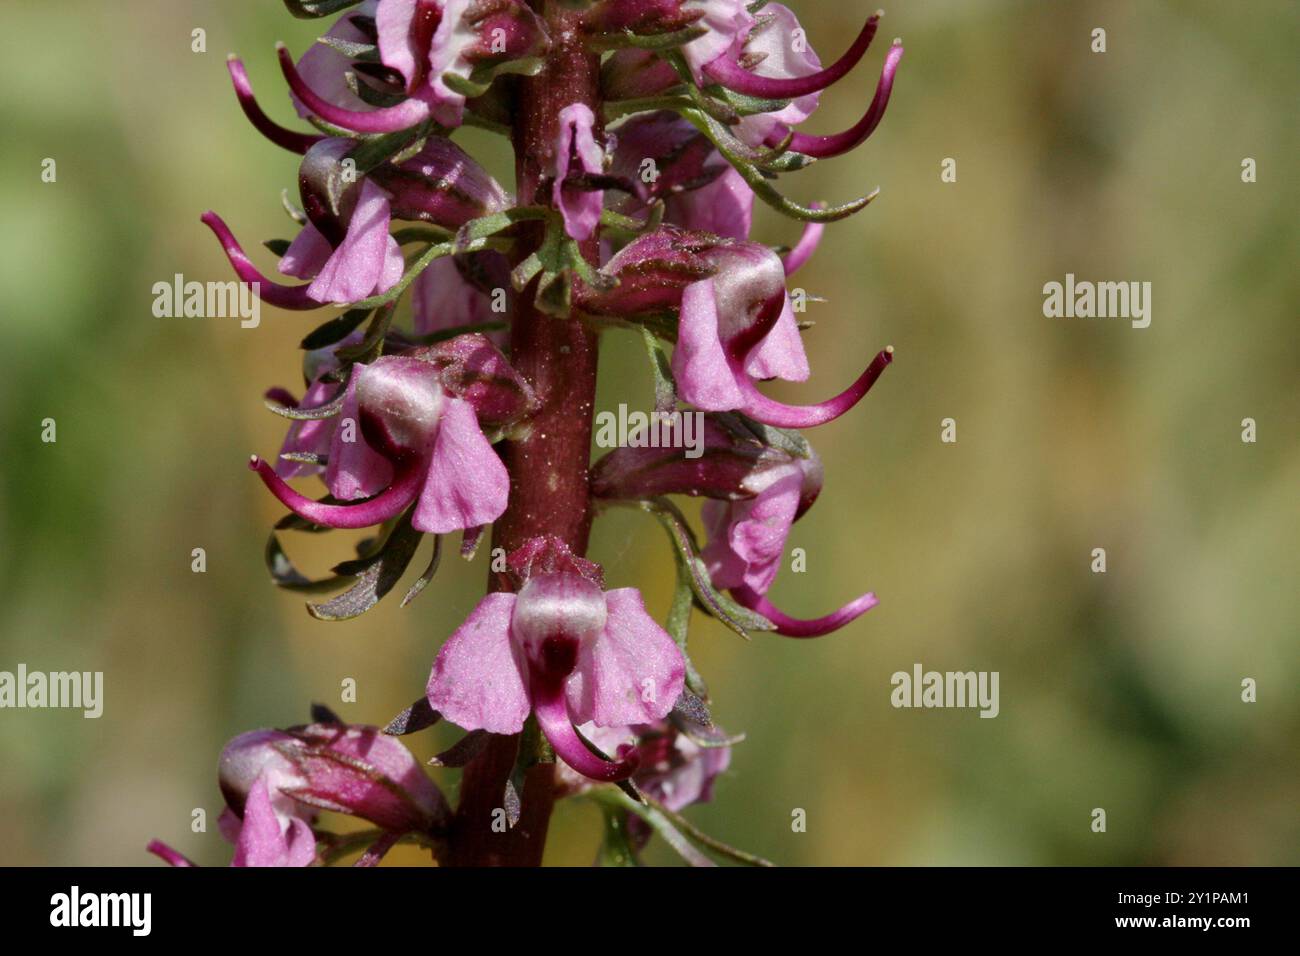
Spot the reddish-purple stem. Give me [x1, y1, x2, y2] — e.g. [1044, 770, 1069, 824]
[444, 1, 602, 868]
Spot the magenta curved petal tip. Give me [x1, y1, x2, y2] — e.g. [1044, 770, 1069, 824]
[200, 211, 321, 310]
[782, 41, 904, 159]
[782, 217, 825, 276]
[227, 56, 323, 154]
[737, 346, 893, 428]
[703, 14, 880, 100]
[146, 839, 197, 868]
[734, 585, 879, 638]
[250, 454, 423, 529]
[276, 43, 431, 135]
[533, 688, 639, 783]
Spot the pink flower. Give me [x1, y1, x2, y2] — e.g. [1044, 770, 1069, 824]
[251, 334, 536, 533]
[585, 227, 893, 428]
[204, 135, 508, 311]
[265, 338, 359, 481]
[280, 177, 407, 306]
[592, 2, 901, 159]
[699, 6, 904, 159]
[426, 537, 686, 781]
[591, 412, 878, 638]
[281, 0, 549, 133]
[678, 0, 756, 85]
[241, 722, 447, 835]
[608, 111, 753, 239]
[552, 103, 606, 241]
[701, 448, 877, 637]
[410, 253, 510, 339]
[713, 4, 826, 147]
[150, 718, 446, 867]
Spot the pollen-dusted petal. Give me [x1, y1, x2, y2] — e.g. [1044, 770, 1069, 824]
[673, 278, 746, 411]
[413, 397, 508, 533]
[565, 588, 686, 727]
[426, 592, 530, 734]
[307, 179, 398, 304]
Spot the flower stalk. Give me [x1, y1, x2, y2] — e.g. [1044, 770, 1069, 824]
[449, 0, 606, 866]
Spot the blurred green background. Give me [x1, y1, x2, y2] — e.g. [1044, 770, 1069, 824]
[1, 1, 1296, 866]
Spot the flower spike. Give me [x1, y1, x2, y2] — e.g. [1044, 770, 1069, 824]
[277, 42, 433, 134]
[776, 40, 904, 158]
[735, 346, 893, 429]
[226, 56, 324, 154]
[200, 211, 321, 310]
[702, 12, 881, 99]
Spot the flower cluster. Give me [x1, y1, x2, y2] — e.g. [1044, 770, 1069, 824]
[162, 0, 903, 866]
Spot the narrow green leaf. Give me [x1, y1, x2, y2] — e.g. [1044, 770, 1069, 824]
[306, 511, 424, 621]
[639, 325, 677, 415]
[597, 807, 643, 867]
[299, 307, 372, 350]
[589, 25, 708, 53]
[589, 787, 715, 867]
[283, 0, 362, 19]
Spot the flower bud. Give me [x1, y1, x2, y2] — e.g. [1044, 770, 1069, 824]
[608, 111, 754, 238]
[281, 722, 448, 834]
[591, 413, 802, 503]
[218, 729, 312, 822]
[407, 332, 540, 428]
